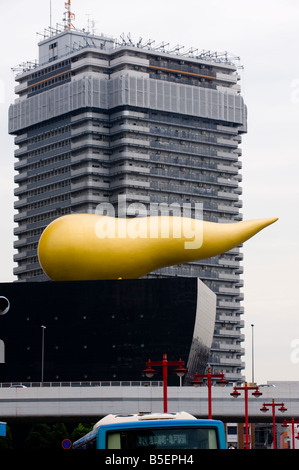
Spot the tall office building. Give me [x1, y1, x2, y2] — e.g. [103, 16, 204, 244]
[9, 13, 247, 381]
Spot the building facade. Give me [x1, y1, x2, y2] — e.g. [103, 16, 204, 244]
[9, 26, 246, 382]
[0, 278, 215, 383]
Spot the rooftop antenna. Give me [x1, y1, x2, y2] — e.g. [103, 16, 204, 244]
[63, 0, 76, 30]
[86, 13, 91, 33]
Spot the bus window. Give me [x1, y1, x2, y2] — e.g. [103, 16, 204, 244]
[207, 429, 217, 449]
[106, 427, 219, 449]
[107, 432, 121, 449]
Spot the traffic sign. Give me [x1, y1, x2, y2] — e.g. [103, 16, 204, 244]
[62, 439, 72, 449]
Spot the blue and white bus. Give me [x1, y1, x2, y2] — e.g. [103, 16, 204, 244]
[72, 412, 227, 449]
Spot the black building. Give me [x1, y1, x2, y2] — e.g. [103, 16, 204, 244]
[0, 278, 216, 384]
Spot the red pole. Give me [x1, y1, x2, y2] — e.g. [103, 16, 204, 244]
[281, 418, 299, 449]
[244, 384, 250, 449]
[207, 368, 212, 420]
[261, 401, 287, 449]
[162, 354, 168, 413]
[292, 418, 295, 450]
[143, 354, 187, 413]
[271, 400, 277, 449]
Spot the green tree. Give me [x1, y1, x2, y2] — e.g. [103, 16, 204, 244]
[51, 423, 69, 448]
[71, 422, 93, 443]
[25, 423, 53, 448]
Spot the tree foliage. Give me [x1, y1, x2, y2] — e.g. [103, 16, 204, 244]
[3, 421, 93, 448]
[25, 422, 70, 449]
[71, 422, 93, 443]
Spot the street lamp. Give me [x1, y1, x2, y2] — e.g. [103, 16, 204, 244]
[282, 418, 299, 449]
[230, 382, 262, 449]
[41, 325, 46, 384]
[260, 399, 287, 449]
[191, 367, 228, 419]
[142, 354, 188, 413]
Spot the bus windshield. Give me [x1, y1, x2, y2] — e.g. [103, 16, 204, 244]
[106, 426, 218, 449]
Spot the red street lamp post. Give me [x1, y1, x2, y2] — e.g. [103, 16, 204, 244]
[191, 367, 228, 419]
[282, 418, 299, 449]
[230, 382, 262, 449]
[142, 354, 188, 413]
[260, 399, 287, 449]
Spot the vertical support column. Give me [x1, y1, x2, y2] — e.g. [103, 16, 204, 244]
[162, 353, 168, 413]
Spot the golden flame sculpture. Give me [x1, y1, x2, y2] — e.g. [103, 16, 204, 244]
[37, 214, 278, 281]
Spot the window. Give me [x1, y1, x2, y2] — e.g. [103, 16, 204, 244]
[107, 427, 219, 449]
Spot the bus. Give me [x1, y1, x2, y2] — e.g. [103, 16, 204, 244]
[72, 411, 227, 449]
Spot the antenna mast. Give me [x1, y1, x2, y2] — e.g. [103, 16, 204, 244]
[63, 0, 76, 30]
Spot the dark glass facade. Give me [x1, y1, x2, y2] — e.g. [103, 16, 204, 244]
[0, 278, 215, 384]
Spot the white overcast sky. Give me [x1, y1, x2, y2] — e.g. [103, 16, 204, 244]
[0, 0, 298, 385]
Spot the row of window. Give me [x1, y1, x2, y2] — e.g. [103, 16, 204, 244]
[19, 207, 70, 227]
[18, 255, 39, 266]
[15, 208, 71, 240]
[28, 59, 71, 80]
[150, 126, 236, 148]
[19, 139, 70, 158]
[16, 152, 71, 171]
[25, 179, 71, 197]
[149, 71, 215, 90]
[25, 193, 71, 210]
[26, 165, 71, 184]
[16, 242, 38, 254]
[25, 125, 71, 145]
[150, 151, 235, 172]
[28, 72, 71, 94]
[18, 269, 44, 280]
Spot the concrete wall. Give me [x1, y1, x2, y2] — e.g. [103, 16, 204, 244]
[0, 382, 298, 422]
